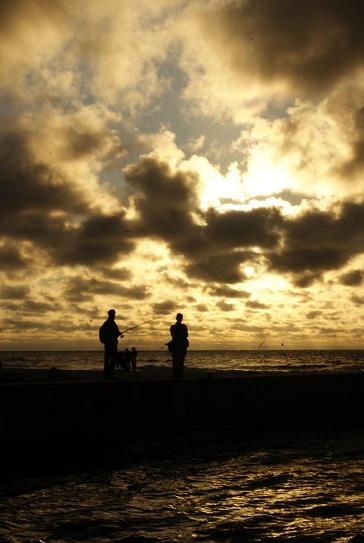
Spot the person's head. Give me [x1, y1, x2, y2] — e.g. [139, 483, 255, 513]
[176, 313, 183, 323]
[108, 309, 116, 320]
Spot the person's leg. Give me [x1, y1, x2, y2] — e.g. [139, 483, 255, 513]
[172, 352, 178, 377]
[173, 350, 185, 377]
[177, 356, 184, 377]
[104, 348, 109, 378]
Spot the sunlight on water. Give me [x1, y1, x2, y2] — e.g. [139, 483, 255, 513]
[0, 432, 363, 542]
[1, 349, 364, 373]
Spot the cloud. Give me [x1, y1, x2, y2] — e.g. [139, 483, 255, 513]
[0, 123, 89, 217]
[186, 252, 250, 284]
[0, 242, 31, 272]
[152, 300, 178, 315]
[216, 300, 235, 312]
[339, 269, 363, 286]
[0, 1, 177, 110]
[0, 284, 30, 300]
[204, 207, 282, 249]
[22, 300, 56, 313]
[2, 318, 47, 331]
[64, 276, 149, 303]
[125, 156, 285, 283]
[192, 0, 364, 98]
[0, 112, 137, 268]
[208, 285, 250, 298]
[0, 0, 70, 87]
[54, 212, 135, 266]
[124, 156, 201, 241]
[266, 202, 364, 284]
[246, 300, 269, 310]
[306, 311, 321, 319]
[94, 267, 131, 281]
[351, 294, 364, 306]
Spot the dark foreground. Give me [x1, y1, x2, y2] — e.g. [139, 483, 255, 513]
[1, 368, 363, 481]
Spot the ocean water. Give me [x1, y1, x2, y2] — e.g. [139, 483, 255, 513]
[1, 349, 364, 373]
[0, 431, 363, 542]
[1, 351, 364, 542]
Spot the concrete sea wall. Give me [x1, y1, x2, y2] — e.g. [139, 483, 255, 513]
[1, 372, 363, 478]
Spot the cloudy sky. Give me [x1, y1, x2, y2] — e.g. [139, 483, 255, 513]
[2, 0, 364, 350]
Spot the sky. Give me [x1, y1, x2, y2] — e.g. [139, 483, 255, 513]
[2, 0, 364, 350]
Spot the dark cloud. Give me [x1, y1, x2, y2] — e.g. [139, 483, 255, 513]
[0, 284, 30, 299]
[95, 267, 131, 281]
[202, 0, 364, 95]
[0, 121, 134, 268]
[246, 300, 269, 310]
[208, 285, 250, 298]
[0, 242, 30, 271]
[186, 252, 250, 284]
[61, 127, 110, 161]
[351, 294, 364, 306]
[125, 157, 200, 242]
[195, 303, 209, 312]
[22, 299, 56, 312]
[2, 318, 46, 330]
[266, 203, 364, 284]
[0, 128, 88, 217]
[339, 269, 363, 286]
[306, 310, 321, 319]
[269, 247, 346, 274]
[216, 300, 235, 311]
[162, 273, 191, 289]
[54, 213, 135, 266]
[204, 207, 282, 250]
[152, 300, 178, 315]
[64, 276, 149, 303]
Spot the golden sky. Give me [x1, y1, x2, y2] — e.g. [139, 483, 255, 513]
[1, 0, 364, 350]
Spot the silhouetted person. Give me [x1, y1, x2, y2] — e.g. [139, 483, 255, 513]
[114, 351, 124, 371]
[169, 313, 189, 377]
[124, 348, 131, 372]
[131, 347, 138, 372]
[99, 309, 122, 379]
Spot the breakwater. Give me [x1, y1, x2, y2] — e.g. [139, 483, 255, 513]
[1, 371, 363, 479]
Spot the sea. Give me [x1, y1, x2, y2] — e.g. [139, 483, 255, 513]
[1, 348, 364, 373]
[1, 350, 364, 543]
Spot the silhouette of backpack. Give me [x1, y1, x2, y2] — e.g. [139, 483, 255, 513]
[99, 324, 106, 344]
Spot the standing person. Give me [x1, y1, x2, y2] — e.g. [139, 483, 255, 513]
[169, 313, 189, 377]
[99, 309, 122, 379]
[131, 347, 138, 373]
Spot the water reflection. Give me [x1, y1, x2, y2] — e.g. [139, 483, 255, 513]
[0, 432, 363, 542]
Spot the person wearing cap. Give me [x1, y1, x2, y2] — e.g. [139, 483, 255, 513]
[169, 313, 189, 377]
[99, 309, 123, 378]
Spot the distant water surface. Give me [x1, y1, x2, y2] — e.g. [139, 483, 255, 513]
[1, 349, 364, 373]
[0, 431, 363, 542]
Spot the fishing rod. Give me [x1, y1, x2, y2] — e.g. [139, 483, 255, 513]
[120, 316, 162, 335]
